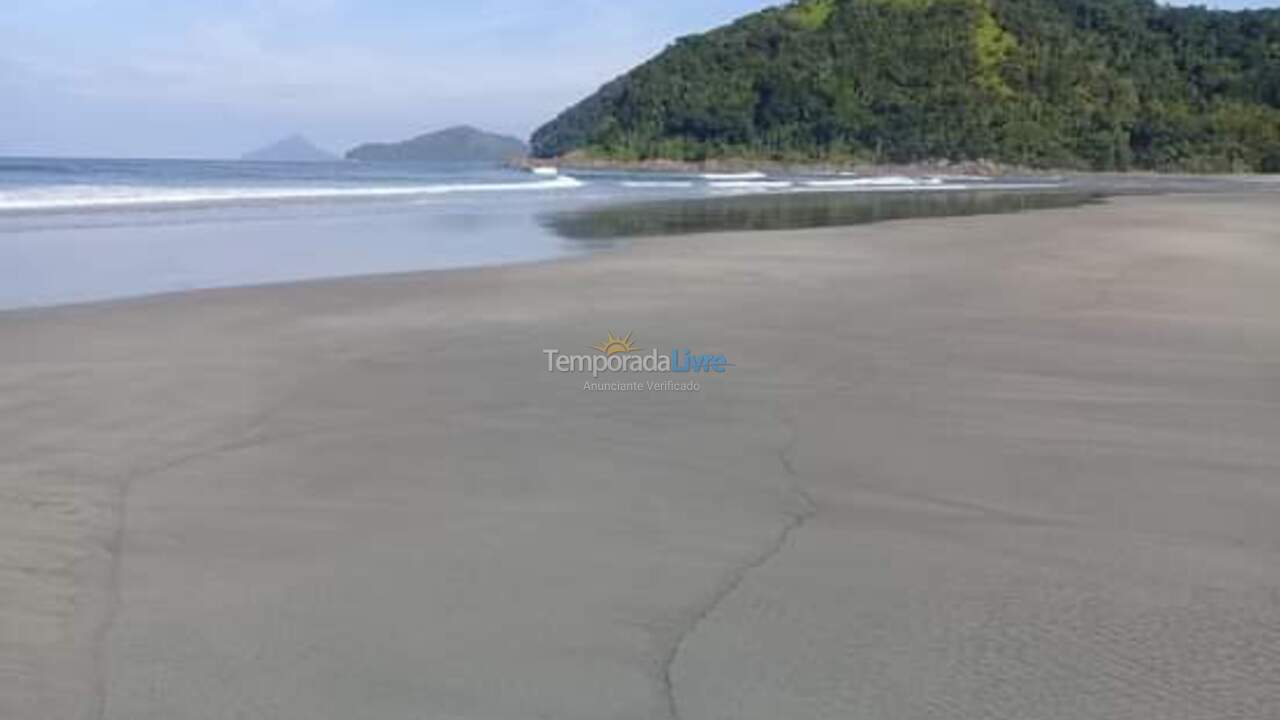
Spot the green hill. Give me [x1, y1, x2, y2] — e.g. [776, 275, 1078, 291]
[531, 0, 1280, 172]
[346, 126, 527, 163]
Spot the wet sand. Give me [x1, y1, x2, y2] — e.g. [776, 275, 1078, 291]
[2, 193, 1279, 719]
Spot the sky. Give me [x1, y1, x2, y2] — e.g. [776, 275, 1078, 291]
[1, 0, 1275, 158]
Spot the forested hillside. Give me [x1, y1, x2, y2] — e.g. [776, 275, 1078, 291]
[347, 126, 527, 163]
[531, 0, 1280, 171]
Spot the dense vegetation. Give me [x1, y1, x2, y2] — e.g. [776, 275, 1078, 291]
[531, 0, 1280, 172]
[347, 126, 527, 163]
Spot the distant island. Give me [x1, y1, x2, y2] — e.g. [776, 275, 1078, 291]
[241, 134, 338, 163]
[346, 126, 527, 163]
[532, 0, 1280, 173]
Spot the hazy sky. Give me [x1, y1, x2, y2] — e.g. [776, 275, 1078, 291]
[1, 0, 1274, 158]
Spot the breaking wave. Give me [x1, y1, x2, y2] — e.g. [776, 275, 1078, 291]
[0, 176, 586, 212]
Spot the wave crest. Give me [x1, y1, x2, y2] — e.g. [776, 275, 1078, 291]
[0, 176, 586, 212]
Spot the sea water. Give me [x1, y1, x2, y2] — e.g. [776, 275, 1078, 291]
[3, 156, 1212, 310]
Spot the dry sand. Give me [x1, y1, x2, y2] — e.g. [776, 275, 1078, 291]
[2, 193, 1279, 719]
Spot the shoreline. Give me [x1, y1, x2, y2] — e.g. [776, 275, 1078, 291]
[517, 152, 1280, 181]
[1, 184, 1097, 314]
[516, 153, 1028, 177]
[0, 249, 595, 318]
[3, 193, 1280, 719]
[6, 166, 1275, 313]
[0, 184, 1262, 316]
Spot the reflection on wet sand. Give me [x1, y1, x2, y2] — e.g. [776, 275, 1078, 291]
[542, 190, 1101, 244]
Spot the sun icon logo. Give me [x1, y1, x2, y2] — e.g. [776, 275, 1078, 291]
[593, 331, 640, 356]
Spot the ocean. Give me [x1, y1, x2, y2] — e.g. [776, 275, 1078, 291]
[0, 156, 1151, 310]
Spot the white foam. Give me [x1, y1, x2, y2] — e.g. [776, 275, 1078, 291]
[0, 176, 586, 212]
[413, 176, 584, 195]
[701, 171, 768, 180]
[806, 175, 923, 187]
[800, 181, 1064, 193]
[529, 166, 559, 177]
[709, 180, 794, 190]
[621, 181, 696, 189]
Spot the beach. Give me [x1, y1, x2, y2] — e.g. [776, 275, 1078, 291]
[3, 192, 1279, 719]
